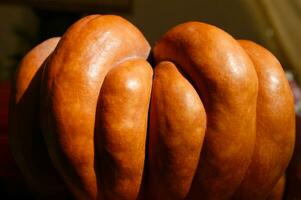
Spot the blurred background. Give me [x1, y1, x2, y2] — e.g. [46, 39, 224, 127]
[0, 0, 301, 199]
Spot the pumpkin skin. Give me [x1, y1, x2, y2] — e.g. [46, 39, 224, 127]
[233, 40, 295, 200]
[40, 15, 150, 200]
[152, 22, 259, 200]
[9, 15, 295, 200]
[9, 37, 70, 199]
[95, 59, 153, 200]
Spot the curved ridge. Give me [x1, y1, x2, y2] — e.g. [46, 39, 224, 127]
[40, 15, 150, 200]
[153, 21, 258, 200]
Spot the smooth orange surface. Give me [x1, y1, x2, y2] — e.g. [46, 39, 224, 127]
[96, 59, 152, 200]
[233, 40, 295, 200]
[147, 61, 206, 199]
[40, 15, 150, 200]
[154, 22, 258, 200]
[9, 15, 295, 200]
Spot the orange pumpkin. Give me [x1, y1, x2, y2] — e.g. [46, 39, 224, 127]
[9, 15, 295, 200]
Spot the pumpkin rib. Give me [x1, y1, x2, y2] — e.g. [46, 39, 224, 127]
[153, 21, 259, 200]
[147, 61, 206, 199]
[40, 15, 150, 200]
[233, 40, 295, 200]
[95, 59, 153, 200]
[9, 37, 70, 199]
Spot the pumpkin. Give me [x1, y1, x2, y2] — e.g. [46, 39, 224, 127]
[9, 15, 295, 200]
[8, 37, 70, 199]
